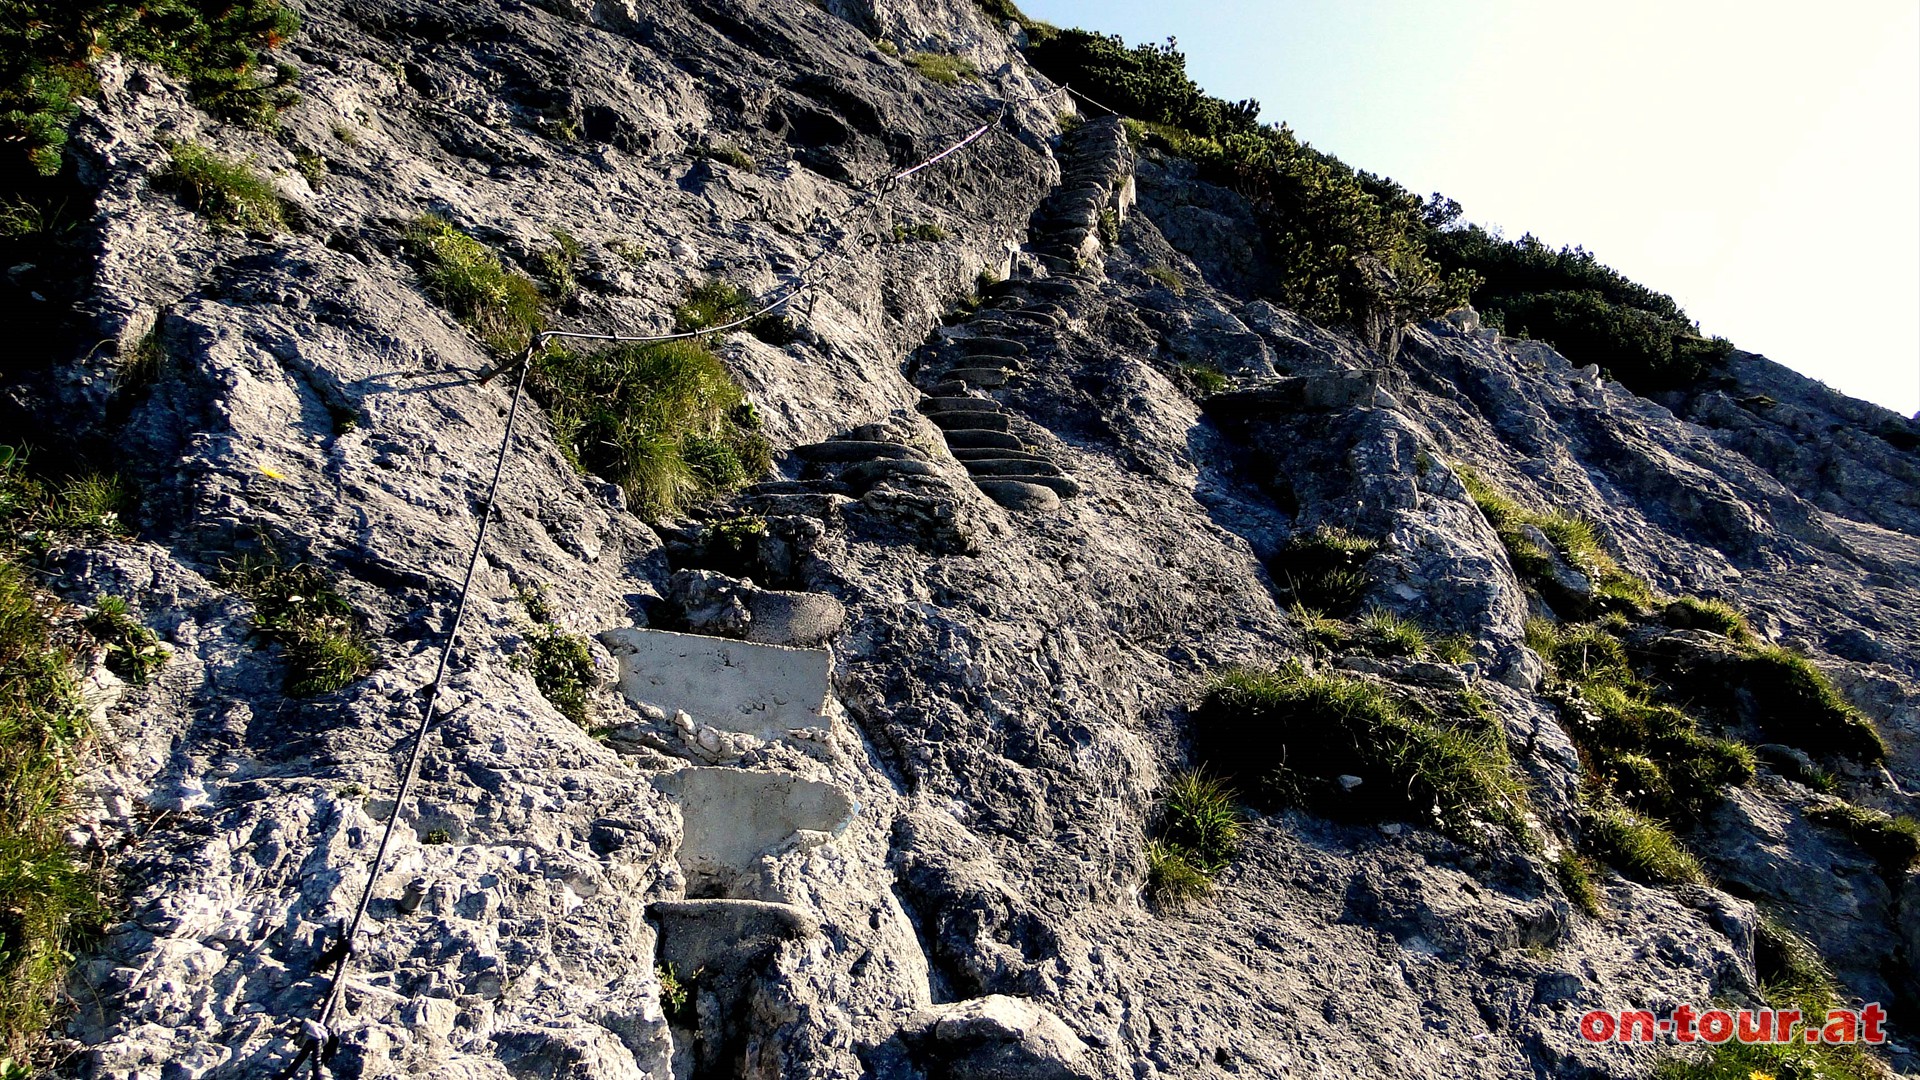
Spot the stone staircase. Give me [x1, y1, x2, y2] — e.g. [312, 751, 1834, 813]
[901, 115, 1136, 513]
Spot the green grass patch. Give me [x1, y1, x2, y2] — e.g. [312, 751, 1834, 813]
[81, 595, 169, 684]
[530, 341, 770, 520]
[1552, 851, 1603, 916]
[402, 214, 544, 356]
[1459, 468, 1652, 617]
[156, 141, 283, 233]
[0, 559, 106, 1062]
[533, 228, 582, 302]
[1356, 609, 1427, 658]
[514, 586, 596, 728]
[1737, 647, 1885, 764]
[1661, 596, 1753, 644]
[1289, 604, 1349, 654]
[1193, 664, 1527, 837]
[1145, 264, 1185, 294]
[698, 141, 754, 171]
[1582, 802, 1703, 886]
[1532, 617, 1753, 827]
[1272, 525, 1378, 616]
[891, 221, 948, 243]
[672, 278, 791, 344]
[1, 0, 298, 175]
[1176, 362, 1228, 397]
[1653, 919, 1881, 1080]
[1143, 770, 1242, 910]
[1805, 801, 1920, 878]
[657, 963, 696, 1026]
[1144, 840, 1211, 908]
[222, 549, 376, 696]
[905, 52, 978, 86]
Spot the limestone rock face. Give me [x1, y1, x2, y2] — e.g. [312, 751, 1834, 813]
[13, 0, 1920, 1077]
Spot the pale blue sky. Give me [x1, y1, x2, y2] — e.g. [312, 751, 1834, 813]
[1021, 0, 1920, 415]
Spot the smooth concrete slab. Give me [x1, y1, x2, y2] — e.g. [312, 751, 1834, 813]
[601, 627, 832, 740]
[653, 768, 857, 897]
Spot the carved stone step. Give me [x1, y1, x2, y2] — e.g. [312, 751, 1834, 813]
[942, 428, 1024, 451]
[791, 440, 926, 463]
[739, 492, 856, 518]
[928, 410, 1011, 432]
[950, 446, 1047, 463]
[955, 336, 1026, 357]
[918, 396, 1003, 415]
[964, 457, 1065, 478]
[975, 479, 1060, 512]
[944, 354, 1022, 373]
[840, 457, 940, 490]
[653, 768, 857, 897]
[940, 368, 1011, 387]
[989, 473, 1082, 497]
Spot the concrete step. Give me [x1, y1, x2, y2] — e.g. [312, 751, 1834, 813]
[939, 368, 1011, 388]
[918, 396, 1003, 415]
[955, 336, 1026, 357]
[791, 440, 926, 463]
[928, 410, 1011, 432]
[950, 446, 1048, 463]
[975, 478, 1061, 512]
[943, 428, 1024, 451]
[740, 492, 857, 518]
[840, 457, 940, 490]
[944, 353, 1022, 373]
[964, 457, 1065, 478]
[990, 473, 1081, 497]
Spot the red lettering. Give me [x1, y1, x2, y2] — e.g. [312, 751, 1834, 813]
[1737, 1009, 1772, 1043]
[1698, 1010, 1734, 1044]
[1862, 1003, 1887, 1044]
[1579, 1010, 1616, 1042]
[1673, 1005, 1698, 1043]
[1619, 1011, 1657, 1042]
[1823, 1010, 1858, 1044]
[1775, 1009, 1801, 1042]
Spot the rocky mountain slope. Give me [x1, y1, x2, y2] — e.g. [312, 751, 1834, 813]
[7, 0, 1920, 1076]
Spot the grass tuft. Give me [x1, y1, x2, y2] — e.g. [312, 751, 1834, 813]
[1737, 647, 1885, 763]
[222, 549, 375, 696]
[1459, 468, 1653, 617]
[1805, 801, 1920, 879]
[1653, 918, 1881, 1079]
[81, 595, 169, 684]
[1176, 362, 1228, 397]
[402, 215, 544, 356]
[514, 585, 596, 728]
[1356, 609, 1428, 658]
[1145, 265, 1185, 295]
[699, 142, 754, 171]
[530, 341, 769, 520]
[1143, 770, 1243, 910]
[1662, 596, 1753, 644]
[156, 141, 284, 233]
[890, 221, 948, 243]
[1552, 851, 1604, 916]
[1273, 525, 1379, 616]
[1144, 840, 1212, 908]
[905, 52, 979, 86]
[1582, 802, 1704, 886]
[1193, 664, 1526, 837]
[673, 278, 791, 344]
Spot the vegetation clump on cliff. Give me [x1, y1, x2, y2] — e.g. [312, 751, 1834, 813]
[1193, 664, 1527, 838]
[0, 449, 119, 1064]
[531, 340, 770, 520]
